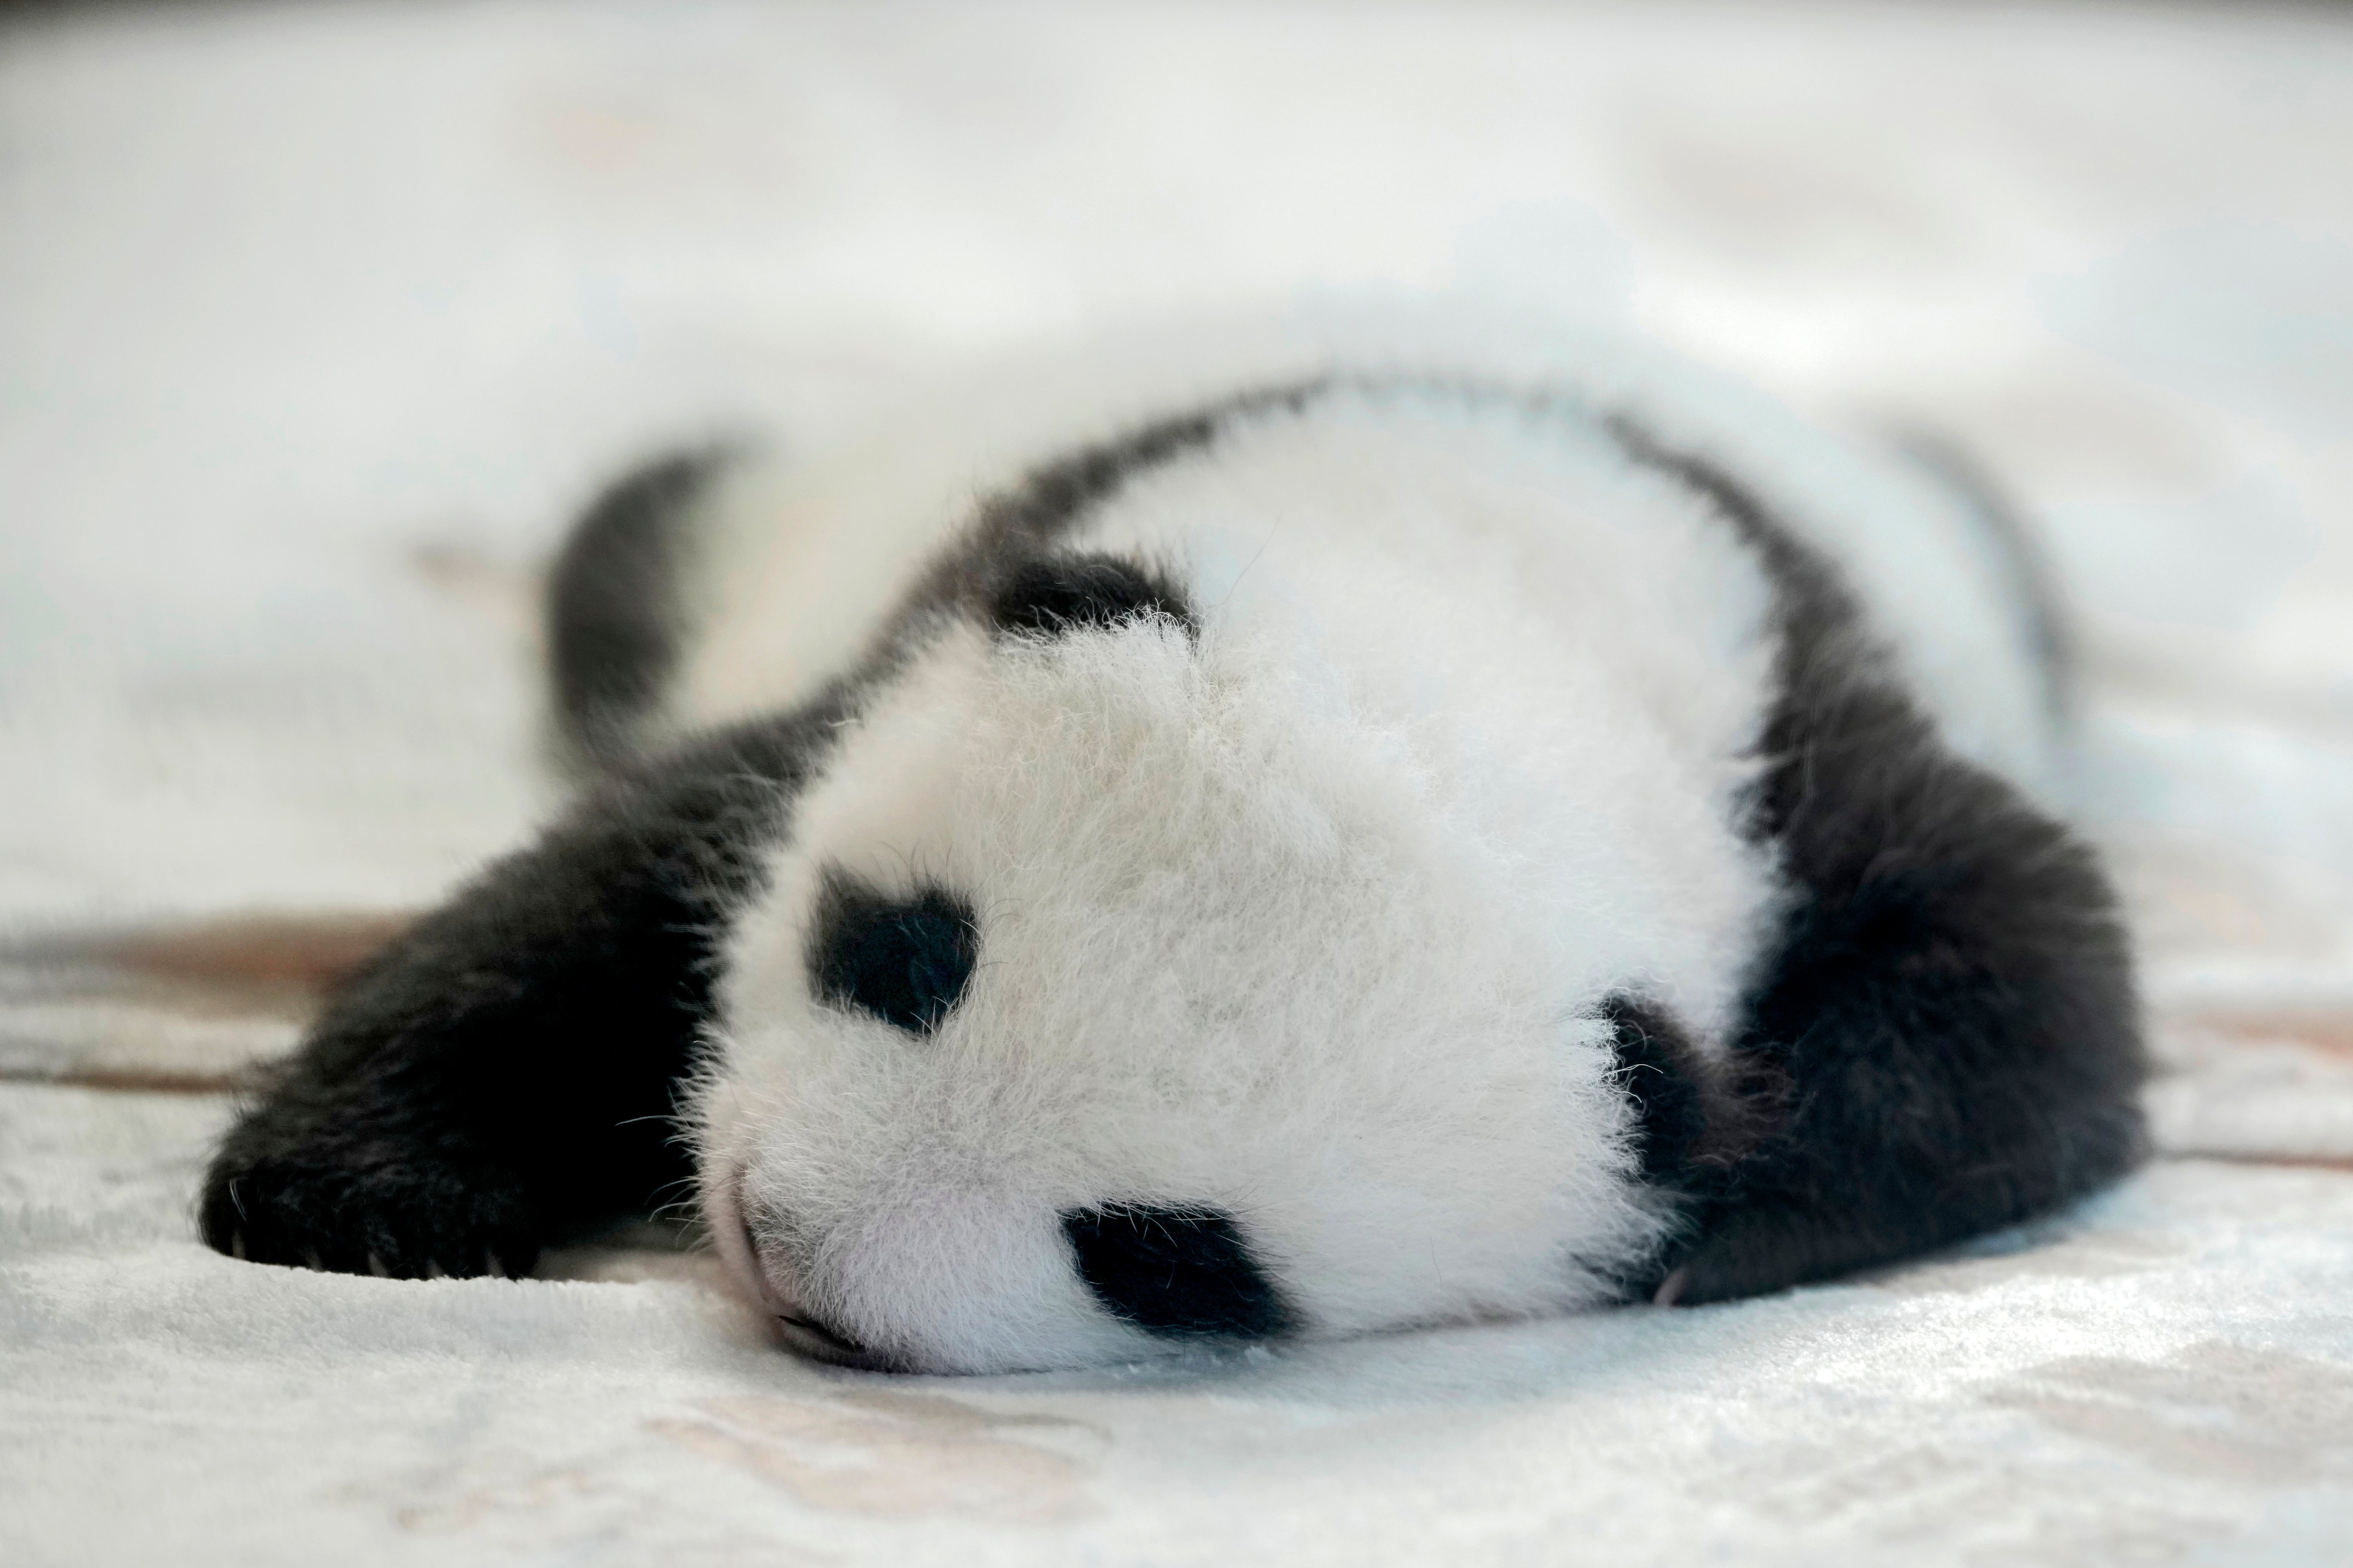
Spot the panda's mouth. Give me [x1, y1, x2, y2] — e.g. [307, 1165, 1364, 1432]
[772, 1311, 872, 1364]
[707, 1166, 774, 1315]
[714, 1165, 890, 1370]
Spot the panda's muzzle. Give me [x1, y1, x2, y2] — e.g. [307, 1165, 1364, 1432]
[771, 1310, 877, 1366]
[713, 1170, 900, 1369]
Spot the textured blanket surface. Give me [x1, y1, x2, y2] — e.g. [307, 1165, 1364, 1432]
[9, 1081, 2353, 1566]
[5, 2, 2353, 1563]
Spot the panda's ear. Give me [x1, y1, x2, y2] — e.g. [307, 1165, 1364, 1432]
[986, 553, 1196, 640]
[1604, 994, 1783, 1185]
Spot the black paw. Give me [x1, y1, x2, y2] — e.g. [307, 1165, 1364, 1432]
[200, 1142, 545, 1280]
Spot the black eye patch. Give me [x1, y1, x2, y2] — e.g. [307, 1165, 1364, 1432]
[987, 552, 1196, 640]
[809, 872, 979, 1034]
[1060, 1204, 1295, 1340]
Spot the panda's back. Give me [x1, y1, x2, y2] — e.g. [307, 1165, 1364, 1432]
[576, 316, 2063, 829]
[548, 333, 2067, 1084]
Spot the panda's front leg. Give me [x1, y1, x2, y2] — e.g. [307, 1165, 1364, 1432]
[200, 717, 832, 1278]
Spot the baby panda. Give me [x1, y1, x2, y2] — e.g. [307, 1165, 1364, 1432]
[200, 311, 2145, 1374]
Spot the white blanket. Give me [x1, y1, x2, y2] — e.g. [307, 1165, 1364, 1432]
[6, 2, 2353, 1563]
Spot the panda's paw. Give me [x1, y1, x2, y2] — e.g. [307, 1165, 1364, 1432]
[200, 1138, 545, 1281]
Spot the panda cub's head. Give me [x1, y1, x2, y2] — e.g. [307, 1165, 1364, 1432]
[693, 551, 1664, 1374]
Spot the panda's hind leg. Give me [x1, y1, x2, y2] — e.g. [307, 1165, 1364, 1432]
[547, 447, 740, 774]
[1893, 431, 2077, 730]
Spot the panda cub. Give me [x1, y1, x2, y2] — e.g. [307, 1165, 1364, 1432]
[201, 313, 2145, 1375]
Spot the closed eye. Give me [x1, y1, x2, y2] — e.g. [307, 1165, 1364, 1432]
[809, 870, 980, 1034]
[1060, 1204, 1295, 1340]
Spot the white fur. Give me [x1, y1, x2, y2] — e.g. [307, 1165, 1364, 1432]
[677, 308, 2054, 1374]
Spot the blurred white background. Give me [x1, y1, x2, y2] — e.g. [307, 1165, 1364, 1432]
[4, 0, 2351, 1012]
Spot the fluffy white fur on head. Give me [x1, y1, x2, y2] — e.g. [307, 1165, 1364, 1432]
[689, 385, 1815, 1374]
[700, 614, 1673, 1373]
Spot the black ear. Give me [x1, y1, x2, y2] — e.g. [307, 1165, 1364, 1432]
[1061, 1204, 1295, 1340]
[1606, 996, 1713, 1185]
[1605, 994, 1781, 1188]
[986, 552, 1196, 640]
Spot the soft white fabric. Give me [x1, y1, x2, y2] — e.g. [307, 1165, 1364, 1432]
[5, 0, 2353, 1561]
[9, 1081, 2353, 1566]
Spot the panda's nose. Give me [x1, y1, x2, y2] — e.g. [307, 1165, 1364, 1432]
[737, 1211, 801, 1318]
[718, 1177, 893, 1369]
[711, 1170, 810, 1320]
[752, 1244, 888, 1369]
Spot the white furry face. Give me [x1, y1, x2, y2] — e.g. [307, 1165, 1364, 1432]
[686, 391, 1800, 1374]
[694, 609, 1690, 1373]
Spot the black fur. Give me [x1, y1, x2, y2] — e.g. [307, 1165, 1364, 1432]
[548, 447, 735, 773]
[1060, 1205, 1295, 1340]
[966, 382, 1325, 556]
[1605, 996, 1712, 1185]
[808, 872, 980, 1035]
[986, 552, 1196, 640]
[199, 705, 848, 1277]
[1603, 994, 1777, 1186]
[875, 381, 1325, 669]
[1896, 432, 2077, 725]
[1607, 421, 2145, 1304]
